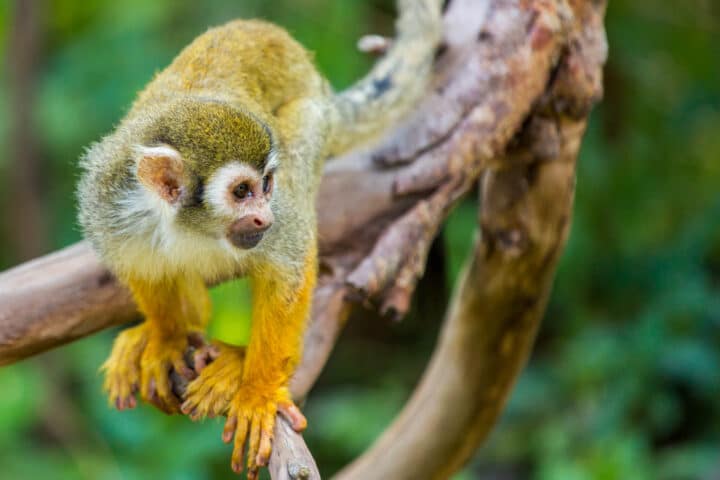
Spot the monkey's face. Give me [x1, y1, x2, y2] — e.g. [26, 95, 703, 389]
[132, 100, 278, 254]
[205, 160, 277, 250]
[133, 142, 278, 253]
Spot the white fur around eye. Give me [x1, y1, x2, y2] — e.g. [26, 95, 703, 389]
[206, 162, 261, 216]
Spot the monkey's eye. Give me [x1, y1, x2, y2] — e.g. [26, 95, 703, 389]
[233, 183, 251, 200]
[262, 174, 273, 194]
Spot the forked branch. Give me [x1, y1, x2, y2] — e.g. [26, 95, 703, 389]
[339, 1, 606, 473]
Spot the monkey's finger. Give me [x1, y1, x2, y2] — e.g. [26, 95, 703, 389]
[149, 381, 168, 412]
[193, 349, 211, 373]
[182, 377, 211, 404]
[231, 417, 249, 474]
[223, 415, 238, 443]
[181, 397, 208, 419]
[183, 399, 205, 420]
[278, 401, 307, 432]
[155, 366, 181, 413]
[150, 384, 173, 413]
[255, 413, 274, 467]
[144, 375, 175, 414]
[143, 377, 157, 404]
[115, 393, 136, 411]
[207, 343, 222, 359]
[208, 392, 231, 419]
[172, 356, 196, 381]
[180, 391, 205, 417]
[246, 415, 262, 475]
[180, 400, 194, 416]
[106, 369, 138, 411]
[192, 343, 222, 373]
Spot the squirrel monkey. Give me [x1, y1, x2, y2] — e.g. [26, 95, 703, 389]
[77, 1, 442, 477]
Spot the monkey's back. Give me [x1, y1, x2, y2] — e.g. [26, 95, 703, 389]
[130, 19, 328, 121]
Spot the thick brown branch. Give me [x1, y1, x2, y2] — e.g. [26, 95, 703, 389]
[338, 107, 586, 480]
[337, 1, 607, 478]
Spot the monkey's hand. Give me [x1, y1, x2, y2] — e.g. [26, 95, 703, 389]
[181, 346, 306, 478]
[102, 323, 196, 413]
[223, 385, 306, 479]
[181, 342, 246, 420]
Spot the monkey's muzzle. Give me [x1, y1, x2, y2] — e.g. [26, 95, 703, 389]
[231, 231, 265, 249]
[228, 216, 272, 249]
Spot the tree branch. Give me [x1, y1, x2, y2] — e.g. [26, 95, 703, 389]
[0, 0, 607, 478]
[338, 2, 606, 476]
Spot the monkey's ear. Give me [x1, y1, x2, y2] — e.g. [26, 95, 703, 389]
[135, 145, 187, 205]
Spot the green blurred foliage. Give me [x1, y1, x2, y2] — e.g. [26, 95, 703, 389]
[0, 0, 718, 479]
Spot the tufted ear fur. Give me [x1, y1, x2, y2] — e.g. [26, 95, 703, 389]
[135, 145, 187, 204]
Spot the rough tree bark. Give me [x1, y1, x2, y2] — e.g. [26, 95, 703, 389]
[0, 0, 607, 478]
[338, 4, 606, 475]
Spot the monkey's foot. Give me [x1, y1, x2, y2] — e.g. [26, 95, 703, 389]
[102, 323, 195, 414]
[223, 386, 306, 479]
[180, 342, 246, 420]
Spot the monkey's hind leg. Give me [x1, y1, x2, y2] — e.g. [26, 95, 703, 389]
[102, 275, 210, 413]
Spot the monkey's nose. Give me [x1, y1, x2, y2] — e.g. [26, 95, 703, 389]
[250, 216, 270, 230]
[232, 215, 272, 233]
[228, 215, 272, 249]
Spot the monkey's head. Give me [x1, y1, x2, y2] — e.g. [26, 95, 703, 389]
[132, 100, 278, 252]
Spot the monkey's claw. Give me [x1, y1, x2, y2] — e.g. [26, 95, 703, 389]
[102, 324, 195, 414]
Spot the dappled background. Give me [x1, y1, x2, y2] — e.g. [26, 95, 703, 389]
[0, 0, 719, 478]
